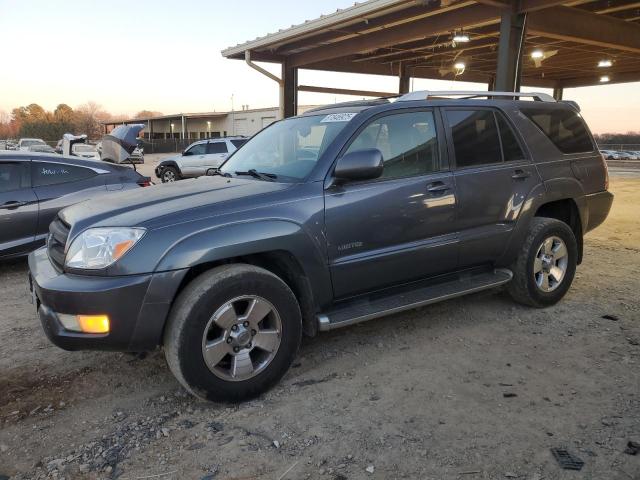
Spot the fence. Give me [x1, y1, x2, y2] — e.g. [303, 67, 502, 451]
[598, 144, 640, 152]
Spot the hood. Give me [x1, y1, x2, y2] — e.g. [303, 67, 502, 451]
[59, 176, 291, 232]
[101, 124, 144, 164]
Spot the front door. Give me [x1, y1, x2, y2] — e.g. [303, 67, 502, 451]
[324, 110, 458, 299]
[0, 160, 38, 257]
[443, 108, 541, 267]
[180, 142, 208, 177]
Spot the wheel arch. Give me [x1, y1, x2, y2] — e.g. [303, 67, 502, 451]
[156, 220, 332, 337]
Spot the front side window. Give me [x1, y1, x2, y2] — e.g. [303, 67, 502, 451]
[521, 107, 594, 154]
[220, 114, 351, 181]
[446, 109, 502, 168]
[0, 162, 29, 193]
[344, 111, 439, 179]
[32, 162, 96, 187]
[207, 141, 228, 154]
[185, 143, 207, 156]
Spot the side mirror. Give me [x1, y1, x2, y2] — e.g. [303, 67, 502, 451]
[334, 148, 383, 182]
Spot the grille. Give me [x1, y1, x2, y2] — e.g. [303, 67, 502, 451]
[48, 215, 70, 271]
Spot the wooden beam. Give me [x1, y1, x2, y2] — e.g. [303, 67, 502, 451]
[528, 6, 640, 53]
[560, 70, 640, 87]
[298, 85, 396, 97]
[517, 0, 569, 13]
[288, 4, 502, 68]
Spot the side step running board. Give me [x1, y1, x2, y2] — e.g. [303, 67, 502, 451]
[318, 269, 513, 331]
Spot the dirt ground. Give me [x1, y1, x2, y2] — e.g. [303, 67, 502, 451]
[0, 174, 638, 480]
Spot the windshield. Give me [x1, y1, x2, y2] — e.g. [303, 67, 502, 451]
[220, 114, 352, 181]
[73, 144, 96, 152]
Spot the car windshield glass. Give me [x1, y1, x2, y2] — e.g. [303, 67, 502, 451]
[220, 114, 353, 181]
[74, 145, 96, 152]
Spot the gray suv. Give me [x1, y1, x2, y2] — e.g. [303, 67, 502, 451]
[29, 91, 613, 402]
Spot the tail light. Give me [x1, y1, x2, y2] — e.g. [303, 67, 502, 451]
[600, 153, 609, 190]
[137, 177, 153, 187]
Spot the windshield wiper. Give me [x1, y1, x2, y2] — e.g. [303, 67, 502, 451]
[235, 169, 277, 182]
[207, 169, 232, 178]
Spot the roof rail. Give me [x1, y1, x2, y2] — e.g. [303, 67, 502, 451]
[398, 90, 556, 103]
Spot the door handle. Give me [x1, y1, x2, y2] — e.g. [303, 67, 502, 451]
[426, 182, 450, 193]
[512, 169, 530, 180]
[1, 201, 27, 210]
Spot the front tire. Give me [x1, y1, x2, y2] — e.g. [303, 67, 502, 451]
[507, 217, 578, 307]
[163, 264, 302, 402]
[161, 166, 180, 183]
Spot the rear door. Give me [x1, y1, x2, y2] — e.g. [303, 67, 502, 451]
[203, 140, 229, 170]
[31, 160, 105, 240]
[325, 109, 458, 298]
[444, 108, 540, 267]
[0, 160, 38, 256]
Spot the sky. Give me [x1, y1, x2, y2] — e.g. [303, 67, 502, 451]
[0, 0, 638, 134]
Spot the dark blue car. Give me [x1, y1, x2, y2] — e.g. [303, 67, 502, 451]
[0, 151, 150, 259]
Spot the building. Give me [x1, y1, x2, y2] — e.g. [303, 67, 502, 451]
[103, 105, 315, 140]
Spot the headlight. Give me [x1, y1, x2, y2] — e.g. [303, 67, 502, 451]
[65, 227, 145, 269]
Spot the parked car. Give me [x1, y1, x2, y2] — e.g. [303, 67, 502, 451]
[71, 143, 100, 160]
[1, 151, 151, 259]
[155, 136, 248, 183]
[18, 138, 46, 151]
[6, 140, 18, 151]
[621, 150, 639, 160]
[29, 91, 612, 402]
[28, 144, 56, 154]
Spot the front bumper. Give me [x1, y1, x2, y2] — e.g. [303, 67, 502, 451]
[29, 247, 187, 352]
[585, 190, 614, 233]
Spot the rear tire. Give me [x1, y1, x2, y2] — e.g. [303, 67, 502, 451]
[507, 217, 578, 307]
[163, 264, 302, 402]
[161, 166, 180, 183]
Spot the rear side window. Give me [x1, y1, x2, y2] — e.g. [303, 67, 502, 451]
[0, 162, 29, 193]
[32, 162, 96, 187]
[207, 142, 228, 154]
[522, 108, 594, 154]
[446, 110, 502, 168]
[496, 112, 526, 162]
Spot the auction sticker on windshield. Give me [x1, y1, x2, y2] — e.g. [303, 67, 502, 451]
[321, 113, 357, 123]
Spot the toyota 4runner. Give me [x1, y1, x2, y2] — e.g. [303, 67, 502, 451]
[29, 91, 613, 402]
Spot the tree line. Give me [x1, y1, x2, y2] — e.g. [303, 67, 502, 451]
[0, 104, 163, 141]
[593, 132, 640, 145]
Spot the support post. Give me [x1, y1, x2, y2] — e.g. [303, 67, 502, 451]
[282, 59, 298, 118]
[181, 115, 186, 140]
[488, 76, 496, 91]
[553, 86, 563, 100]
[399, 65, 410, 94]
[495, 10, 527, 92]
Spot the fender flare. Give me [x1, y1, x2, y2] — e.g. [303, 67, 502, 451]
[497, 177, 587, 266]
[154, 218, 333, 309]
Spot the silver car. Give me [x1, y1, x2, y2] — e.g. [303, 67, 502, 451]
[155, 137, 247, 183]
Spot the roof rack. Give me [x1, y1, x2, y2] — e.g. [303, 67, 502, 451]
[397, 90, 556, 103]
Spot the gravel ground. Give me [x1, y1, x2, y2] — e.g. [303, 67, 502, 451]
[0, 176, 638, 480]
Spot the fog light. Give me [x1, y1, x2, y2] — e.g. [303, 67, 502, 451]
[77, 315, 110, 334]
[58, 313, 81, 331]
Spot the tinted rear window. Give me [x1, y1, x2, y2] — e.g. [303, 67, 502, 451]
[522, 108, 593, 154]
[446, 109, 502, 168]
[231, 139, 247, 149]
[32, 162, 96, 187]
